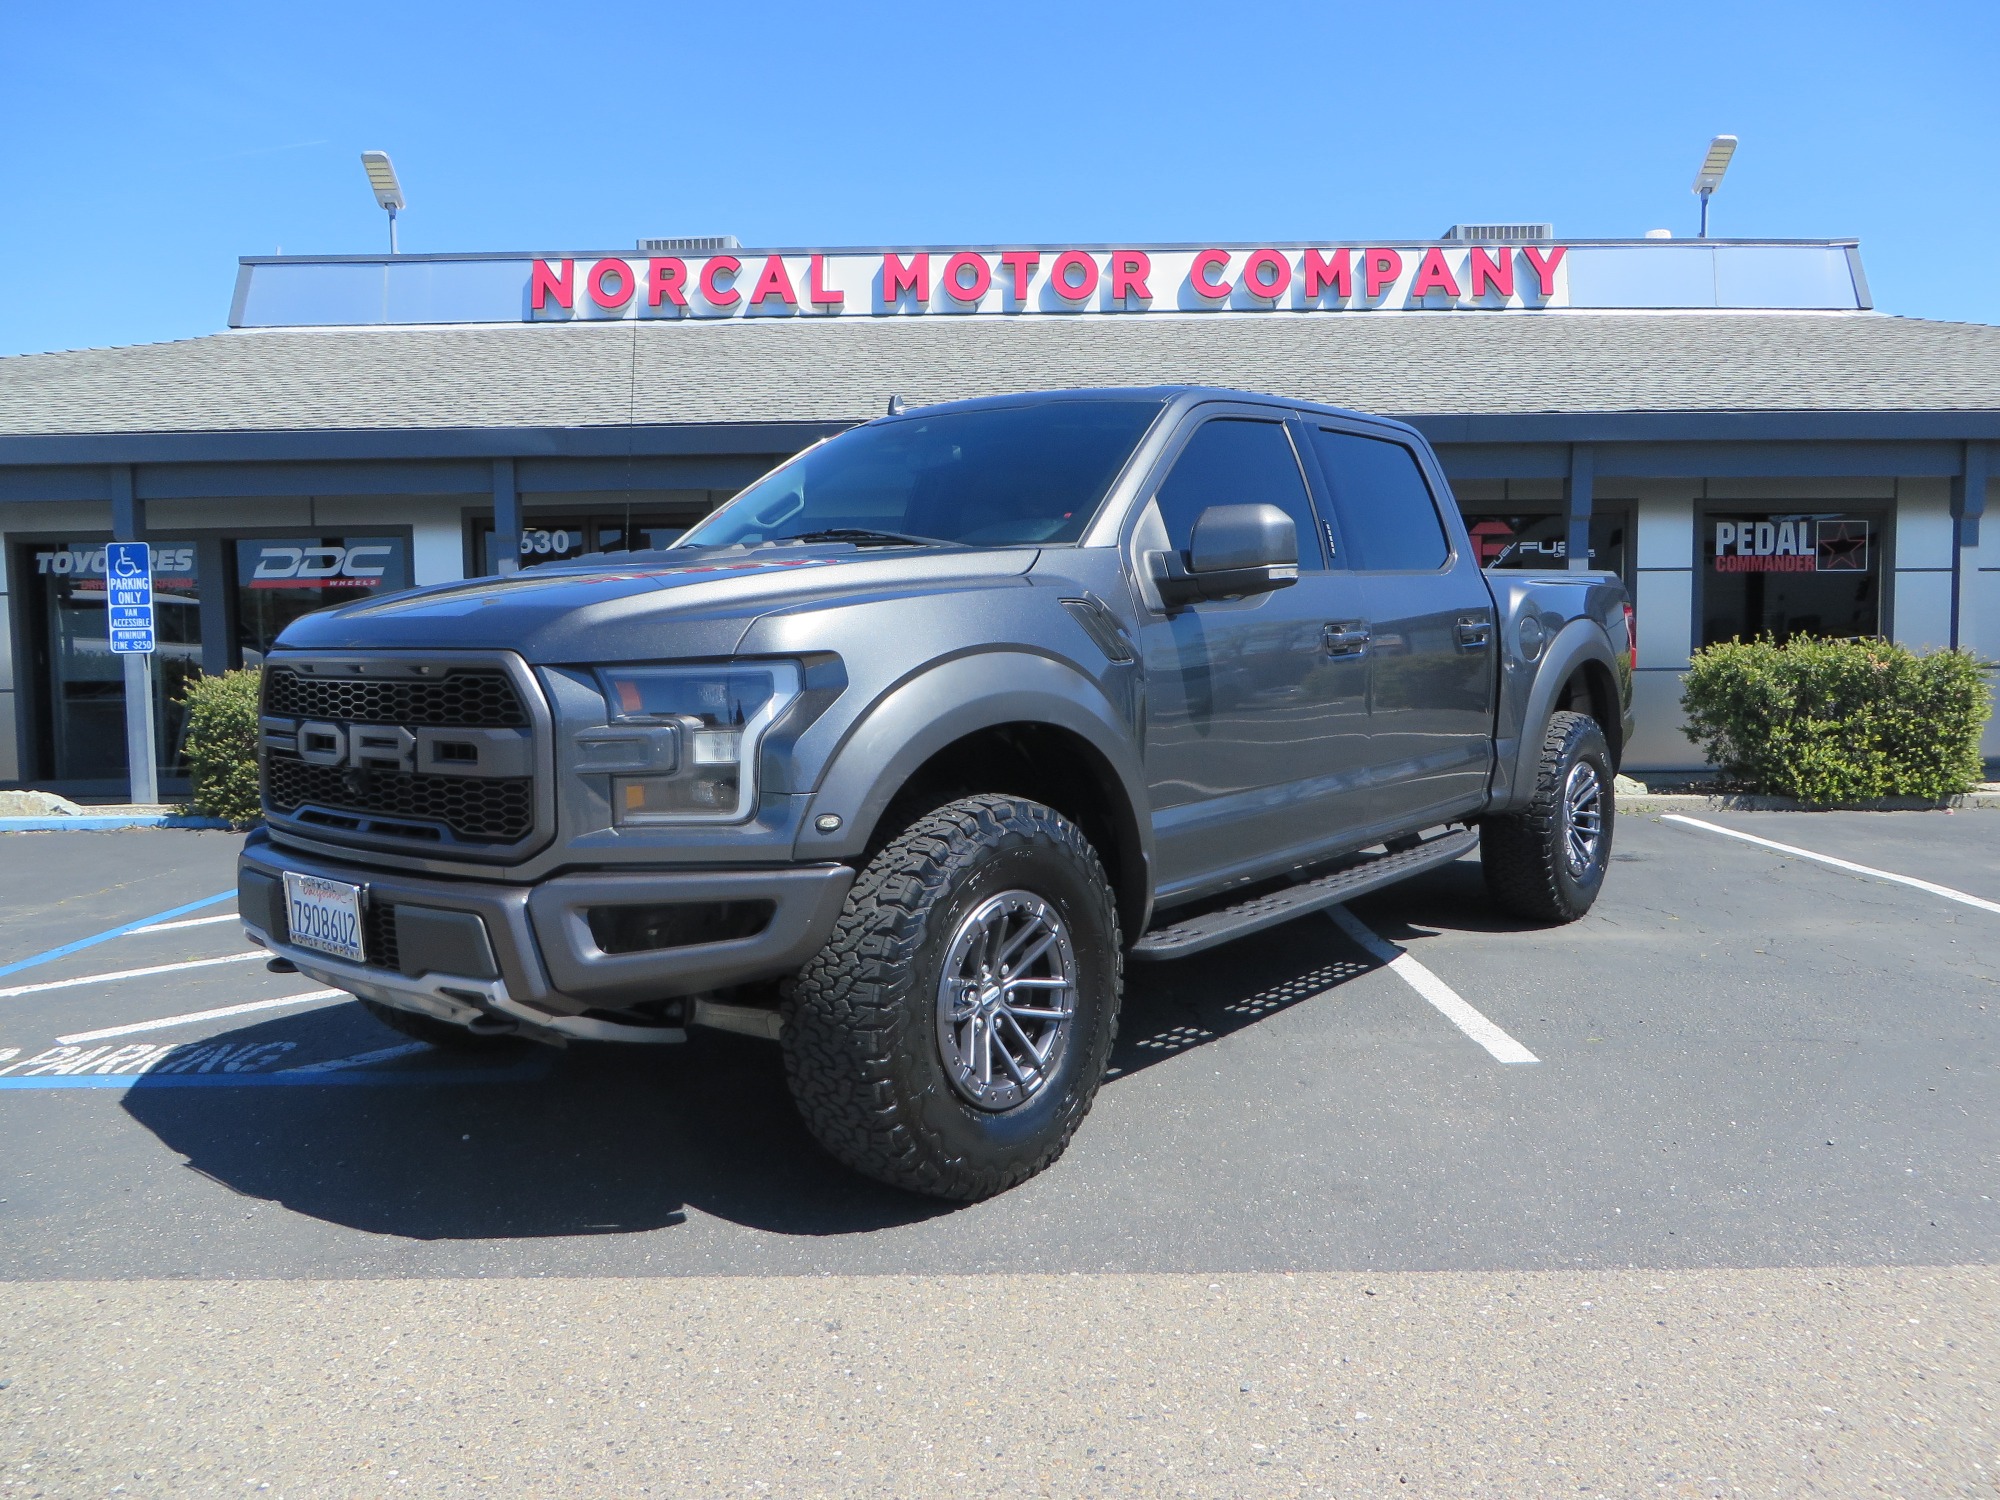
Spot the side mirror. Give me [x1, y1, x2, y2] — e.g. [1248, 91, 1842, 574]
[1152, 503, 1300, 606]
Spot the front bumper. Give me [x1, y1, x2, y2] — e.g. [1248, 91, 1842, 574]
[237, 830, 854, 1040]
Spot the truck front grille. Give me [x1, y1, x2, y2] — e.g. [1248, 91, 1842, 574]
[364, 902, 401, 971]
[260, 655, 546, 855]
[264, 667, 527, 727]
[265, 758, 535, 844]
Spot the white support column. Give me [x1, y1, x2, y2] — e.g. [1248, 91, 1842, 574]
[1891, 477, 1955, 651]
[1625, 482, 1700, 769]
[410, 515, 466, 587]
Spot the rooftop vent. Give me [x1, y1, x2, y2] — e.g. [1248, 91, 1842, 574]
[1440, 223, 1554, 242]
[635, 235, 741, 253]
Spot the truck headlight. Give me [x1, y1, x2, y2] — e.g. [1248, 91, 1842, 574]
[596, 662, 801, 823]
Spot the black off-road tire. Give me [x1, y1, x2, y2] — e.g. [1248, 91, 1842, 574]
[782, 794, 1123, 1201]
[1481, 710, 1615, 923]
[359, 997, 528, 1052]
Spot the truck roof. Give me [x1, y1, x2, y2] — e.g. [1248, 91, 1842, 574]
[872, 385, 1427, 444]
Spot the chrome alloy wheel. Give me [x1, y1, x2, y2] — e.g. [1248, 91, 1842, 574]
[935, 890, 1077, 1112]
[1562, 760, 1606, 878]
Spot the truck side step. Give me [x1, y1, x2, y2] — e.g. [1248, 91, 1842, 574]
[1130, 825, 1480, 961]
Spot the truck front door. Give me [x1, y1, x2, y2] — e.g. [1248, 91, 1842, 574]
[1134, 412, 1373, 896]
[1300, 422, 1496, 830]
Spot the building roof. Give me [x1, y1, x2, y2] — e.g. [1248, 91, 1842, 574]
[2, 310, 1999, 442]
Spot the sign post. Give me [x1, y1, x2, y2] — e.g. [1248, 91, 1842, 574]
[105, 541, 158, 806]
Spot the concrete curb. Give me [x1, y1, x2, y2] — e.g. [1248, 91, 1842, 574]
[0, 814, 239, 832]
[1616, 792, 2000, 813]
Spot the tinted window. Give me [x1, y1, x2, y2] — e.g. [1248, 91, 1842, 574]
[1310, 429, 1449, 571]
[1700, 510, 1882, 647]
[236, 535, 412, 664]
[681, 399, 1164, 548]
[1463, 511, 1629, 579]
[1155, 419, 1324, 568]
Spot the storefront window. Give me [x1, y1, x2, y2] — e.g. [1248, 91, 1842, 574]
[234, 535, 411, 665]
[1700, 510, 1881, 647]
[473, 513, 698, 574]
[1461, 512, 1630, 582]
[25, 540, 203, 782]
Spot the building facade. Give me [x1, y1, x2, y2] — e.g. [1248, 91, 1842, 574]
[1, 236, 1995, 792]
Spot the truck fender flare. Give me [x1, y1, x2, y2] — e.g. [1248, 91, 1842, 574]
[796, 650, 1153, 920]
[1493, 620, 1621, 814]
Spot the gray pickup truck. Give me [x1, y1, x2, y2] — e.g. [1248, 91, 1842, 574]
[238, 386, 1634, 1199]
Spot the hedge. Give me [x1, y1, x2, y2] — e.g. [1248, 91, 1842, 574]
[1680, 637, 1991, 803]
[177, 668, 263, 824]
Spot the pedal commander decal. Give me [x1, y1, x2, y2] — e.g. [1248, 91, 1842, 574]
[1710, 518, 1871, 575]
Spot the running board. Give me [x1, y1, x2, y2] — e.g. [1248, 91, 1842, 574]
[1130, 826, 1479, 961]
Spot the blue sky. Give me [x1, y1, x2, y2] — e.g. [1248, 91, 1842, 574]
[4, 0, 1995, 356]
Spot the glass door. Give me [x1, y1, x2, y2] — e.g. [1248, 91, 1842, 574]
[25, 540, 204, 782]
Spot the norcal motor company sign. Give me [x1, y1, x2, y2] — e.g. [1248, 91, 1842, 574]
[522, 244, 1571, 319]
[228, 242, 1870, 327]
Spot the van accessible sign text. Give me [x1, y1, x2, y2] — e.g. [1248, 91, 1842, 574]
[525, 244, 1569, 320]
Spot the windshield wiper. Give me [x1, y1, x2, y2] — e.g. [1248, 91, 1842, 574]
[778, 527, 966, 549]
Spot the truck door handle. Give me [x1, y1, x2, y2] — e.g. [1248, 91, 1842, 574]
[1455, 615, 1492, 650]
[1324, 622, 1371, 658]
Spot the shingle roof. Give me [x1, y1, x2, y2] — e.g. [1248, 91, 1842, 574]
[2, 310, 1998, 437]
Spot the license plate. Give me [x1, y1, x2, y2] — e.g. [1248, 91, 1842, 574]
[282, 872, 366, 963]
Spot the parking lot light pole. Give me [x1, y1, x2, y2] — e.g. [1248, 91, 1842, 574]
[1693, 134, 1737, 238]
[361, 151, 405, 254]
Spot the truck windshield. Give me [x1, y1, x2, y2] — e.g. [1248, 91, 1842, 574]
[679, 398, 1166, 549]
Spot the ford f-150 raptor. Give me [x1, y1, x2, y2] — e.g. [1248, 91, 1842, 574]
[238, 387, 1635, 1199]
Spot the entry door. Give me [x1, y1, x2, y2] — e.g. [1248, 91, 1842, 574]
[28, 539, 206, 783]
[1301, 424, 1496, 829]
[1136, 414, 1373, 894]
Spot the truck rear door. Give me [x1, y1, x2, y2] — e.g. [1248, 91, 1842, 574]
[1296, 420, 1496, 830]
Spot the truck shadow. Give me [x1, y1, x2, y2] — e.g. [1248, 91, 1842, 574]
[119, 1015, 944, 1242]
[117, 870, 1531, 1244]
[1343, 856, 1558, 939]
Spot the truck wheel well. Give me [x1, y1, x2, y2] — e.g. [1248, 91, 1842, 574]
[1557, 662, 1623, 770]
[868, 723, 1148, 941]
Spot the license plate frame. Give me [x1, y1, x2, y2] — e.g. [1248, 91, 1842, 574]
[282, 871, 366, 964]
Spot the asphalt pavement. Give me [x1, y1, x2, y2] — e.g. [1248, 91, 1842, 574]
[0, 810, 1993, 1495]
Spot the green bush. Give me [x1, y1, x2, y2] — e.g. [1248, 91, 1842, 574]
[178, 668, 264, 824]
[1680, 637, 1991, 802]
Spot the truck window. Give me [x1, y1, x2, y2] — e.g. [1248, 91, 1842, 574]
[1154, 419, 1326, 569]
[1309, 429, 1450, 572]
[680, 398, 1165, 548]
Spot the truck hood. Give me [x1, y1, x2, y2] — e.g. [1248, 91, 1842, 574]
[273, 546, 1041, 661]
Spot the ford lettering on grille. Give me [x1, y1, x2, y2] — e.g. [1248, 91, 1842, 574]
[260, 663, 538, 847]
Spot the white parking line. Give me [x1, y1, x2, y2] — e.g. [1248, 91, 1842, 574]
[1662, 814, 2000, 916]
[1327, 905, 1539, 1065]
[0, 951, 264, 1000]
[127, 913, 240, 935]
[57, 991, 344, 1044]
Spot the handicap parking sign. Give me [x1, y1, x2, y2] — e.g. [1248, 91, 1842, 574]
[105, 541, 155, 655]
